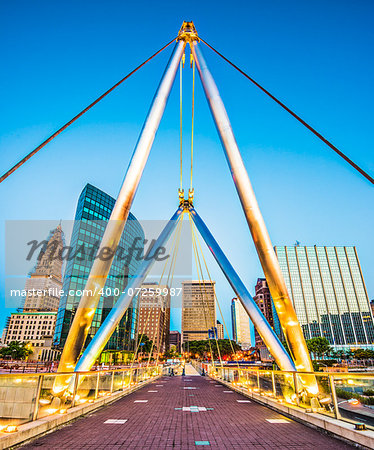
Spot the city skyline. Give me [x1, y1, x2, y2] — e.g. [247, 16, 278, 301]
[2, 223, 374, 344]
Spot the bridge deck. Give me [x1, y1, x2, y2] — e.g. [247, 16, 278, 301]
[21, 370, 352, 449]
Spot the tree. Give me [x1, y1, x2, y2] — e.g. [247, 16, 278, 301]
[186, 339, 240, 360]
[160, 346, 179, 361]
[306, 337, 331, 359]
[353, 349, 374, 360]
[0, 341, 33, 360]
[137, 335, 153, 356]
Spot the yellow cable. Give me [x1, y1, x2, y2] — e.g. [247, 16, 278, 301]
[191, 218, 241, 373]
[180, 60, 183, 191]
[188, 214, 220, 368]
[146, 212, 185, 368]
[132, 214, 182, 367]
[190, 58, 195, 191]
[146, 214, 183, 364]
[188, 214, 214, 364]
[189, 215, 223, 369]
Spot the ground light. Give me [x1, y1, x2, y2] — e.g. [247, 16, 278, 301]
[2, 425, 18, 433]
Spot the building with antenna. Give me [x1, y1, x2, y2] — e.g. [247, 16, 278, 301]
[23, 225, 64, 312]
[3, 225, 65, 361]
[274, 246, 374, 351]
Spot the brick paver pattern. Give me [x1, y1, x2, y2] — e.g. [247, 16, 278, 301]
[21, 373, 353, 449]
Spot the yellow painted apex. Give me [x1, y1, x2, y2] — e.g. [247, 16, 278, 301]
[178, 188, 194, 209]
[177, 21, 199, 43]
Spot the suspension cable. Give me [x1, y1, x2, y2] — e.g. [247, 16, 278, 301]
[179, 60, 183, 190]
[200, 37, 374, 186]
[188, 213, 222, 369]
[190, 217, 241, 373]
[0, 37, 176, 185]
[131, 212, 182, 368]
[190, 56, 196, 191]
[152, 214, 184, 370]
[147, 213, 184, 367]
[188, 214, 215, 366]
[190, 216, 233, 370]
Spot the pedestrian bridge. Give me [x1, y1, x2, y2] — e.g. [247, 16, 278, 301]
[1, 364, 374, 448]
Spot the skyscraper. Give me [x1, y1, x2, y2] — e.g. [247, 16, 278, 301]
[169, 330, 181, 353]
[23, 226, 64, 311]
[137, 283, 170, 355]
[216, 320, 224, 339]
[182, 280, 216, 343]
[2, 225, 64, 361]
[54, 184, 144, 362]
[253, 278, 274, 348]
[231, 297, 251, 349]
[274, 246, 374, 350]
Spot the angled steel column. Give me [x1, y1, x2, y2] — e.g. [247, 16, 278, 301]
[58, 40, 186, 374]
[189, 207, 295, 372]
[191, 42, 316, 386]
[75, 207, 183, 372]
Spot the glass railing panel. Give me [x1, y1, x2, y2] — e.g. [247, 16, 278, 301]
[294, 373, 333, 414]
[97, 371, 113, 398]
[331, 373, 374, 429]
[75, 373, 98, 404]
[258, 371, 275, 398]
[113, 371, 124, 393]
[123, 370, 131, 389]
[273, 372, 295, 404]
[37, 374, 73, 419]
[237, 369, 248, 389]
[0, 374, 39, 427]
[151, 365, 160, 378]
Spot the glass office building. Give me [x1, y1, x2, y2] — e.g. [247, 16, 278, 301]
[54, 184, 144, 361]
[274, 246, 374, 350]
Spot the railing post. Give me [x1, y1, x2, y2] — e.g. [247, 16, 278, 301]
[329, 374, 341, 420]
[94, 372, 100, 400]
[121, 370, 125, 390]
[271, 371, 276, 397]
[32, 374, 43, 421]
[292, 372, 300, 406]
[257, 371, 260, 392]
[72, 373, 80, 407]
[110, 370, 114, 394]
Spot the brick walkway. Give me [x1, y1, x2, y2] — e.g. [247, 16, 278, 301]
[21, 373, 353, 449]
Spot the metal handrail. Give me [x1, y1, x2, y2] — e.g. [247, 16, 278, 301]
[0, 364, 160, 379]
[202, 362, 374, 427]
[0, 365, 163, 430]
[203, 364, 374, 378]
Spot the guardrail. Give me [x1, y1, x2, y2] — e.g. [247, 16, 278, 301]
[199, 362, 374, 430]
[0, 365, 163, 433]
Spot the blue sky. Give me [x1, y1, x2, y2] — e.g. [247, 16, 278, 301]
[1, 0, 373, 339]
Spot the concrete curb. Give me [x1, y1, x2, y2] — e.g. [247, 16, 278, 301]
[0, 376, 160, 449]
[214, 377, 374, 449]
